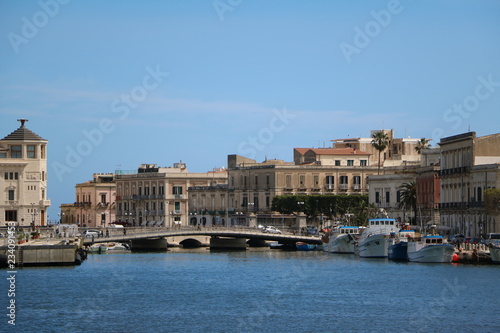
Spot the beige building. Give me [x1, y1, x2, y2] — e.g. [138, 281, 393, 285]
[0, 119, 50, 227]
[438, 132, 500, 237]
[225, 154, 379, 227]
[115, 163, 227, 227]
[367, 170, 418, 223]
[331, 129, 424, 167]
[60, 173, 116, 227]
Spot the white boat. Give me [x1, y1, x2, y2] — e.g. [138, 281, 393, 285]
[105, 242, 130, 251]
[489, 245, 500, 263]
[323, 226, 362, 254]
[407, 235, 455, 263]
[88, 244, 108, 254]
[355, 218, 399, 258]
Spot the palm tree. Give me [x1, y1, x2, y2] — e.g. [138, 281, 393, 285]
[371, 131, 389, 175]
[414, 138, 431, 154]
[398, 181, 417, 224]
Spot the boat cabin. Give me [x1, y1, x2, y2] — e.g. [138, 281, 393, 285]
[425, 236, 444, 244]
[339, 226, 361, 235]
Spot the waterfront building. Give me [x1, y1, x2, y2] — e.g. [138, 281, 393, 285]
[0, 119, 50, 227]
[438, 132, 500, 237]
[226, 153, 379, 228]
[367, 168, 418, 223]
[60, 173, 116, 227]
[416, 148, 441, 227]
[115, 162, 227, 227]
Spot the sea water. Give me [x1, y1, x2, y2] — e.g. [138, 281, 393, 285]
[3, 249, 500, 332]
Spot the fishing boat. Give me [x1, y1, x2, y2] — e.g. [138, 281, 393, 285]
[296, 242, 317, 251]
[323, 226, 362, 254]
[355, 218, 399, 258]
[387, 229, 416, 261]
[407, 235, 455, 263]
[489, 245, 500, 263]
[88, 244, 108, 254]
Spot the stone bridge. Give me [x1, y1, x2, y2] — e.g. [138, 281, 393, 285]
[81, 226, 322, 248]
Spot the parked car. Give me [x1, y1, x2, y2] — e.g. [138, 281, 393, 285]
[82, 229, 100, 237]
[448, 234, 465, 243]
[263, 226, 282, 234]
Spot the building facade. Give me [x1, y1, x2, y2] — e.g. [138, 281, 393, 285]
[226, 154, 379, 227]
[438, 132, 500, 237]
[0, 119, 50, 227]
[115, 163, 227, 227]
[60, 173, 116, 227]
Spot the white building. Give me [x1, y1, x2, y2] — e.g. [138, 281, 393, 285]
[0, 119, 50, 227]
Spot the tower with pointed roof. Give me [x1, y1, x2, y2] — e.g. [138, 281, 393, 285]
[1, 119, 50, 227]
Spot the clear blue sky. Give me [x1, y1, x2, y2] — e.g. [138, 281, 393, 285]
[1, 0, 500, 220]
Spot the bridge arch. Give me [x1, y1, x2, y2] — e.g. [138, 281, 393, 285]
[180, 238, 203, 248]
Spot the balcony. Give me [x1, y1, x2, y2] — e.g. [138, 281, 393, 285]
[339, 184, 348, 190]
[173, 210, 182, 215]
[325, 184, 334, 190]
[39, 199, 51, 206]
[353, 184, 361, 191]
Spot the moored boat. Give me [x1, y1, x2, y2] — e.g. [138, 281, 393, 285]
[387, 229, 416, 261]
[355, 218, 399, 258]
[296, 242, 317, 251]
[489, 245, 500, 263]
[407, 235, 455, 263]
[323, 226, 362, 254]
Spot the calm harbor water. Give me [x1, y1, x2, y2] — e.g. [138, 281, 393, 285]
[4, 248, 500, 333]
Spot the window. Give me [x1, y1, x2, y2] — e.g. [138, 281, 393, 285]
[285, 175, 292, 188]
[386, 191, 390, 203]
[397, 190, 401, 203]
[8, 189, 15, 201]
[173, 186, 183, 195]
[314, 175, 319, 186]
[353, 176, 361, 184]
[299, 175, 305, 186]
[347, 160, 354, 166]
[340, 176, 348, 184]
[266, 196, 270, 208]
[231, 176, 235, 186]
[138, 187, 142, 195]
[27, 145, 36, 158]
[174, 201, 181, 212]
[41, 145, 45, 159]
[255, 176, 258, 187]
[375, 191, 380, 203]
[477, 187, 482, 202]
[4, 172, 19, 180]
[101, 194, 106, 204]
[325, 176, 334, 189]
[335, 160, 341, 166]
[0, 152, 6, 158]
[11, 145, 22, 158]
[266, 175, 270, 186]
[360, 160, 367, 166]
[5, 210, 17, 221]
[159, 185, 164, 195]
[152, 186, 156, 195]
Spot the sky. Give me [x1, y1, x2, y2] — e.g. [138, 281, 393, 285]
[1, 0, 500, 220]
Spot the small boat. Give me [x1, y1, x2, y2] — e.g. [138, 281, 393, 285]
[88, 244, 108, 254]
[407, 235, 455, 263]
[105, 242, 130, 251]
[268, 242, 284, 250]
[296, 242, 317, 251]
[387, 229, 416, 261]
[355, 218, 399, 258]
[489, 245, 500, 263]
[323, 226, 362, 254]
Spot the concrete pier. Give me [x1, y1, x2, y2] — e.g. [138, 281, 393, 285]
[0, 243, 83, 267]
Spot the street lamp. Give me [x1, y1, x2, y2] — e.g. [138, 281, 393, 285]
[30, 203, 38, 231]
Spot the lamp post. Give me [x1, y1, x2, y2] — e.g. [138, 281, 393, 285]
[30, 203, 38, 232]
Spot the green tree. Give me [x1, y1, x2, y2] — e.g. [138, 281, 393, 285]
[484, 188, 500, 215]
[414, 138, 431, 154]
[398, 181, 417, 223]
[371, 131, 389, 175]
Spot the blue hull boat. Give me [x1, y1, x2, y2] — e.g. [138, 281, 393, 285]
[388, 242, 408, 261]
